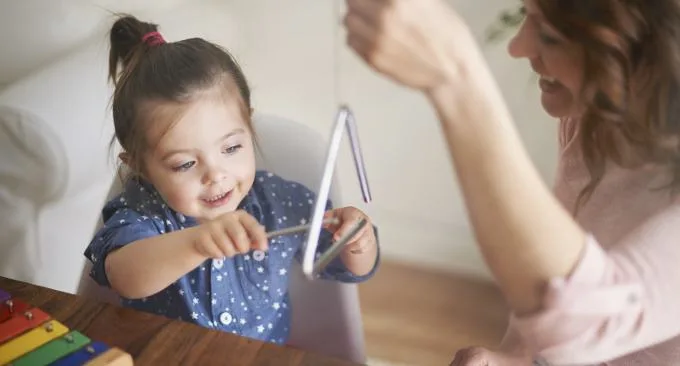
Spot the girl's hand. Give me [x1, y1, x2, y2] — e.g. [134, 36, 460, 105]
[343, 0, 478, 93]
[193, 210, 268, 259]
[323, 206, 376, 254]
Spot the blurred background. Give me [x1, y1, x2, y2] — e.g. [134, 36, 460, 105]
[0, 0, 555, 364]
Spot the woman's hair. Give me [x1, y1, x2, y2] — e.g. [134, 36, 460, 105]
[536, 1, 680, 212]
[108, 14, 252, 175]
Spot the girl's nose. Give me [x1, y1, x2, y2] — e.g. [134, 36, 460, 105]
[204, 165, 228, 185]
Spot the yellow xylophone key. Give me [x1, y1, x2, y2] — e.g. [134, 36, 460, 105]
[84, 347, 134, 366]
[0, 320, 69, 365]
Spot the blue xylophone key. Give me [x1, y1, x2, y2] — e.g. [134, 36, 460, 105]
[48, 341, 110, 366]
[0, 288, 10, 303]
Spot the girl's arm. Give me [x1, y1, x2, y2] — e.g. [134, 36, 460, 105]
[104, 226, 206, 299]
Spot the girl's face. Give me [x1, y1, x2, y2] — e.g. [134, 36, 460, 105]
[141, 91, 256, 222]
[508, 0, 585, 118]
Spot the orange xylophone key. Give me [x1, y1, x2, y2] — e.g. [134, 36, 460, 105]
[0, 307, 51, 344]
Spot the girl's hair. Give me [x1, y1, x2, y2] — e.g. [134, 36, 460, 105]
[536, 1, 680, 212]
[108, 14, 252, 174]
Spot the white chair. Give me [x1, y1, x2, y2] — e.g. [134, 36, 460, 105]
[0, 39, 116, 293]
[76, 114, 368, 364]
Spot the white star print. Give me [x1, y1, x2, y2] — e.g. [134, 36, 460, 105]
[279, 268, 287, 276]
[240, 319, 246, 325]
[273, 302, 280, 310]
[191, 312, 198, 319]
[179, 289, 184, 296]
[216, 275, 223, 281]
[257, 267, 264, 273]
[257, 325, 265, 333]
[193, 297, 199, 304]
[300, 218, 307, 224]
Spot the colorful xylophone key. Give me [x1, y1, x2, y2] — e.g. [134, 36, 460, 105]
[0, 287, 134, 366]
[0, 298, 32, 323]
[0, 289, 10, 303]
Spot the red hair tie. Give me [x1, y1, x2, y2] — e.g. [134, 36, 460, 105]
[142, 31, 165, 46]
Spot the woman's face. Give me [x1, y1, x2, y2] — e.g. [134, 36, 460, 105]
[508, 0, 585, 119]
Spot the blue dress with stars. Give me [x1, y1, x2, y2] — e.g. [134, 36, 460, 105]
[84, 170, 379, 345]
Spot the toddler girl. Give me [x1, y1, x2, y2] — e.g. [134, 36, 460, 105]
[84, 15, 380, 345]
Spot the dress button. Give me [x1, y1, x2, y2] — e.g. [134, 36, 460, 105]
[214, 259, 224, 269]
[253, 250, 266, 261]
[219, 311, 232, 325]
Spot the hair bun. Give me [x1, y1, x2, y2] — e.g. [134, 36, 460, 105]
[108, 14, 160, 81]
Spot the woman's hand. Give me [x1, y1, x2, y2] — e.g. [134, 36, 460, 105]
[451, 346, 534, 366]
[343, 0, 478, 93]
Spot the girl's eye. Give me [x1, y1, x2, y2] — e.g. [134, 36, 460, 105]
[172, 161, 195, 172]
[224, 144, 243, 155]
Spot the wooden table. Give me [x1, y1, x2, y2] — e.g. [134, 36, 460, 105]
[0, 276, 360, 366]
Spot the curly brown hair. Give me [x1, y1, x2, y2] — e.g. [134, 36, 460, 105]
[533, 1, 680, 212]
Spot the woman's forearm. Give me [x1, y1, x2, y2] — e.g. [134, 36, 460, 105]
[105, 227, 207, 299]
[426, 55, 586, 314]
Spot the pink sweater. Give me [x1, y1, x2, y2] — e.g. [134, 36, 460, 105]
[509, 118, 680, 365]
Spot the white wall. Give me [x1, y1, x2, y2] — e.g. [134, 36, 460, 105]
[0, 0, 557, 282]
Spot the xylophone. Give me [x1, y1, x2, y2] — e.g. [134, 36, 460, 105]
[0, 288, 133, 366]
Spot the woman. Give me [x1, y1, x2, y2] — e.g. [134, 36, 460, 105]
[344, 0, 680, 365]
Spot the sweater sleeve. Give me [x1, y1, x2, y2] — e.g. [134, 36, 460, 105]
[508, 204, 680, 365]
